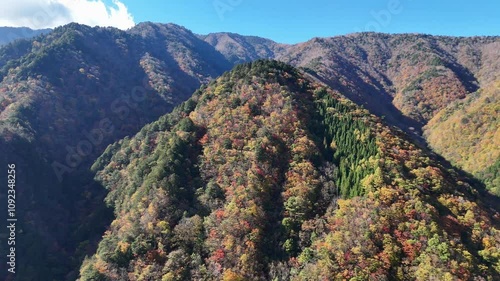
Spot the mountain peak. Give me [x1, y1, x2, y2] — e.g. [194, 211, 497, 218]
[130, 22, 194, 38]
[79, 60, 499, 280]
[0, 24, 498, 281]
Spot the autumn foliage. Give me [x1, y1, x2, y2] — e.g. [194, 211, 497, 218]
[79, 61, 500, 280]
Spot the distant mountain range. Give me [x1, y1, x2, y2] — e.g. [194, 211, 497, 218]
[0, 23, 498, 280]
[0, 27, 51, 46]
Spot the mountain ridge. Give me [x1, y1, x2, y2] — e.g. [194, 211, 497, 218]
[0, 22, 234, 281]
[0, 22, 498, 280]
[0, 27, 51, 46]
[79, 60, 499, 280]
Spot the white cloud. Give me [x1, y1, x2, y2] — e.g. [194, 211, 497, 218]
[0, 0, 135, 30]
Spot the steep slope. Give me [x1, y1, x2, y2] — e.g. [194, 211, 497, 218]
[202, 33, 500, 193]
[0, 22, 232, 281]
[424, 82, 500, 194]
[0, 24, 498, 280]
[80, 61, 499, 281]
[423, 41, 500, 194]
[274, 34, 497, 125]
[0, 27, 51, 46]
[276, 34, 499, 193]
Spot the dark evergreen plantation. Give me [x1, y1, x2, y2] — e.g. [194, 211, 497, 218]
[0, 23, 498, 280]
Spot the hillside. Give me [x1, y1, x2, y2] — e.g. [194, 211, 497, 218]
[204, 33, 500, 192]
[424, 83, 500, 194]
[0, 23, 497, 280]
[80, 60, 499, 280]
[276, 33, 498, 127]
[0, 22, 232, 281]
[423, 41, 500, 194]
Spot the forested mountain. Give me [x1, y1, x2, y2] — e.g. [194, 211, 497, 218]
[0, 27, 51, 46]
[200, 32, 287, 65]
[271, 34, 500, 194]
[0, 22, 232, 281]
[203, 33, 500, 193]
[0, 22, 497, 281]
[79, 60, 499, 280]
[424, 83, 500, 194]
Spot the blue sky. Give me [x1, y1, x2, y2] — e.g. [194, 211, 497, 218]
[119, 0, 500, 43]
[2, 0, 499, 44]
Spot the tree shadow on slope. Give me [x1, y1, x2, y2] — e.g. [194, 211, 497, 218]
[0, 136, 114, 281]
[302, 63, 424, 138]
